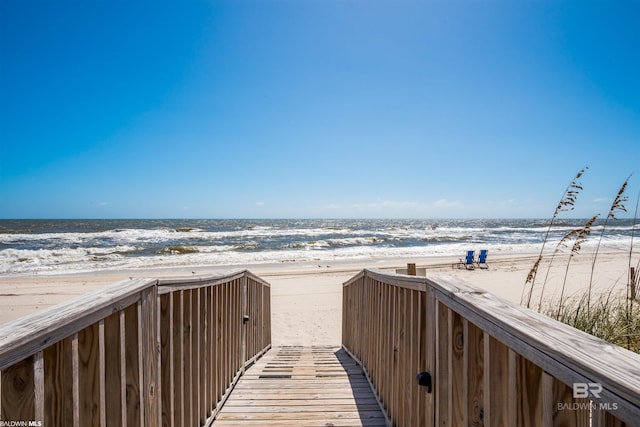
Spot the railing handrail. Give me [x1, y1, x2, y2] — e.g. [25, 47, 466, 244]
[0, 277, 157, 370]
[0, 268, 271, 426]
[156, 268, 271, 292]
[343, 268, 640, 426]
[428, 274, 640, 413]
[0, 269, 271, 370]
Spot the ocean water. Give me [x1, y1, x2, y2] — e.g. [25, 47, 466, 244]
[0, 219, 637, 275]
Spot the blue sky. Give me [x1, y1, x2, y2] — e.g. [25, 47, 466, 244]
[1, 1, 639, 219]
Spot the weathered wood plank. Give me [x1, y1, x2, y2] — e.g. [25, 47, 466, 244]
[216, 411, 386, 421]
[213, 347, 385, 426]
[212, 421, 387, 427]
[224, 398, 380, 405]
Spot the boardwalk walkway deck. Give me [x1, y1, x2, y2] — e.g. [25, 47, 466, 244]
[212, 346, 388, 426]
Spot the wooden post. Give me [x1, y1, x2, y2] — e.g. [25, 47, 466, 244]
[631, 267, 637, 300]
[241, 274, 248, 374]
[407, 263, 417, 276]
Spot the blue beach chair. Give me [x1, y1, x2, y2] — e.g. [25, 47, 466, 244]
[476, 249, 488, 269]
[454, 250, 475, 270]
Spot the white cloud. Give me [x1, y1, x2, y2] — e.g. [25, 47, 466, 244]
[499, 198, 517, 207]
[352, 200, 427, 210]
[433, 199, 461, 208]
[255, 201, 265, 206]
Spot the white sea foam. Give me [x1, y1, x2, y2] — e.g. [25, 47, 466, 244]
[0, 219, 636, 275]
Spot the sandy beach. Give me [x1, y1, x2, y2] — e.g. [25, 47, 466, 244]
[0, 250, 634, 346]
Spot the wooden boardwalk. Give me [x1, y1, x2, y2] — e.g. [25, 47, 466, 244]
[212, 346, 388, 426]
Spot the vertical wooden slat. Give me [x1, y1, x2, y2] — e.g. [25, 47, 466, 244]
[436, 301, 449, 427]
[216, 284, 223, 405]
[450, 310, 464, 427]
[191, 288, 199, 426]
[542, 372, 554, 427]
[160, 293, 173, 427]
[390, 285, 398, 425]
[222, 284, 229, 394]
[44, 337, 73, 425]
[508, 349, 517, 427]
[372, 280, 384, 398]
[124, 303, 140, 427]
[398, 287, 407, 427]
[241, 275, 248, 374]
[172, 291, 183, 427]
[78, 323, 100, 426]
[72, 332, 80, 427]
[517, 355, 543, 427]
[552, 377, 590, 427]
[246, 279, 252, 360]
[417, 289, 426, 427]
[206, 286, 213, 417]
[199, 288, 206, 423]
[235, 279, 241, 375]
[424, 286, 435, 427]
[119, 311, 127, 427]
[378, 281, 387, 405]
[1, 355, 35, 421]
[372, 280, 380, 397]
[140, 285, 159, 427]
[99, 320, 107, 427]
[593, 409, 628, 427]
[467, 321, 484, 427]
[463, 319, 469, 427]
[266, 285, 271, 352]
[137, 300, 145, 427]
[156, 288, 163, 427]
[485, 335, 509, 427]
[342, 284, 348, 352]
[33, 351, 44, 423]
[407, 289, 415, 427]
[182, 289, 192, 427]
[104, 312, 121, 427]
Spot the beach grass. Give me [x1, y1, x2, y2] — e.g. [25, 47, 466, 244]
[544, 289, 640, 353]
[525, 169, 639, 353]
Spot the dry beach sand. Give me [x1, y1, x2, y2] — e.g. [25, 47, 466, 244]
[0, 250, 634, 346]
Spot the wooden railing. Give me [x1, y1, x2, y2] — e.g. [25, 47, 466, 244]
[343, 269, 640, 427]
[0, 269, 271, 427]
